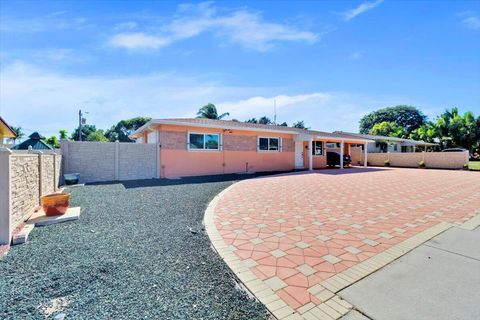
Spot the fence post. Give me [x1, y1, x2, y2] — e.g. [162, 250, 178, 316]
[60, 140, 69, 174]
[35, 151, 44, 202]
[114, 140, 119, 180]
[0, 147, 12, 244]
[53, 153, 57, 191]
[156, 130, 161, 178]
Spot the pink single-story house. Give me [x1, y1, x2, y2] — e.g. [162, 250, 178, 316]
[129, 118, 371, 178]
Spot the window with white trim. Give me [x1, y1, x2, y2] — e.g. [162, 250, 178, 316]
[312, 141, 323, 155]
[258, 137, 280, 151]
[188, 133, 220, 150]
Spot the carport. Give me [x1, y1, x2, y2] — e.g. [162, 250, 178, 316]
[293, 132, 373, 170]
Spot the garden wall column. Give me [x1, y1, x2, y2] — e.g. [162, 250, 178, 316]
[364, 143, 368, 167]
[0, 147, 12, 245]
[308, 139, 313, 171]
[340, 141, 344, 169]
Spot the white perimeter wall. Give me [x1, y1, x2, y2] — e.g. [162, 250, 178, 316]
[361, 151, 469, 169]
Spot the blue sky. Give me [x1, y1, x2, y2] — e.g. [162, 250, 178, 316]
[1, 0, 479, 137]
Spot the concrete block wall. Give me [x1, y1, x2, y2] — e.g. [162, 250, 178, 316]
[63, 141, 116, 182]
[0, 148, 62, 245]
[118, 143, 157, 181]
[61, 141, 157, 183]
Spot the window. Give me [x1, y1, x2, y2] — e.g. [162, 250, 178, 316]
[188, 133, 220, 150]
[258, 137, 280, 151]
[326, 143, 339, 148]
[312, 141, 323, 155]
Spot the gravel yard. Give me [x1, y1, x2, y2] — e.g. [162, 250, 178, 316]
[0, 174, 274, 320]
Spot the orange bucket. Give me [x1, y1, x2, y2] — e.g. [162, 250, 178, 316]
[41, 193, 70, 216]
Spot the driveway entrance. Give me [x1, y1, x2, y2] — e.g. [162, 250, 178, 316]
[207, 167, 480, 319]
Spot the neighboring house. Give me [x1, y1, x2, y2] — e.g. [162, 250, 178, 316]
[333, 131, 437, 153]
[11, 132, 53, 150]
[129, 118, 371, 178]
[0, 116, 17, 145]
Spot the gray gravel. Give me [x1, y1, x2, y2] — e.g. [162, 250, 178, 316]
[0, 174, 279, 320]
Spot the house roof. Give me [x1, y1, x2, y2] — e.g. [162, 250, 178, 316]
[333, 131, 438, 146]
[11, 131, 54, 150]
[0, 116, 17, 138]
[130, 118, 374, 143]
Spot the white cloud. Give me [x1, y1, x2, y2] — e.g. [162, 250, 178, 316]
[108, 2, 320, 51]
[341, 0, 384, 21]
[348, 51, 364, 60]
[108, 32, 171, 50]
[0, 62, 415, 136]
[457, 11, 480, 30]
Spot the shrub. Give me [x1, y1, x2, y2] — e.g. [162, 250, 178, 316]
[384, 159, 390, 167]
[418, 160, 426, 168]
[463, 164, 469, 170]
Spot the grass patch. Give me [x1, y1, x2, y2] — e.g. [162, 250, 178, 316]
[469, 162, 480, 171]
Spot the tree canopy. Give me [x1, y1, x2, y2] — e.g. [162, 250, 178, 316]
[105, 117, 151, 142]
[361, 107, 479, 152]
[359, 105, 426, 137]
[431, 108, 480, 151]
[9, 126, 24, 143]
[71, 124, 97, 141]
[59, 129, 69, 140]
[87, 129, 109, 142]
[196, 103, 229, 120]
[292, 121, 309, 130]
[370, 121, 405, 137]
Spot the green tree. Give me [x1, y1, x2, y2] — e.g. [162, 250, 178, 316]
[87, 129, 108, 142]
[45, 136, 60, 148]
[196, 103, 229, 120]
[59, 129, 69, 140]
[409, 122, 437, 143]
[359, 105, 426, 137]
[278, 122, 288, 126]
[258, 116, 272, 124]
[8, 126, 25, 144]
[245, 116, 272, 124]
[370, 121, 406, 137]
[292, 120, 309, 130]
[105, 117, 151, 142]
[434, 108, 480, 151]
[71, 124, 97, 141]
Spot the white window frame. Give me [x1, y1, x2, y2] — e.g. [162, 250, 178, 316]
[187, 132, 221, 151]
[257, 136, 281, 152]
[312, 141, 323, 156]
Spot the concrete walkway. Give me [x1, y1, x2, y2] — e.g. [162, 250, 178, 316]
[341, 226, 480, 320]
[205, 167, 480, 319]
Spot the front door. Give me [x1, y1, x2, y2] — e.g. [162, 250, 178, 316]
[295, 142, 304, 169]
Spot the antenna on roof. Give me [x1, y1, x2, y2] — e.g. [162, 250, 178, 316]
[273, 99, 277, 125]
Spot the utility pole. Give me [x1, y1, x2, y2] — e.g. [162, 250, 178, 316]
[78, 109, 88, 141]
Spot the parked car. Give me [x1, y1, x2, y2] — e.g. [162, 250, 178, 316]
[441, 148, 467, 152]
[326, 151, 352, 167]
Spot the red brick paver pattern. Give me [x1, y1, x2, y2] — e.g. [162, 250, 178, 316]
[213, 168, 480, 311]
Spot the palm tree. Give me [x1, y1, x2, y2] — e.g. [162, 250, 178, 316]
[197, 103, 229, 120]
[59, 129, 68, 140]
[8, 126, 25, 144]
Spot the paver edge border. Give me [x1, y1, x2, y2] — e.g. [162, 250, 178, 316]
[203, 180, 296, 319]
[203, 177, 480, 320]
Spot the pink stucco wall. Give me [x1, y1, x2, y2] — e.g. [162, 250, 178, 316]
[156, 124, 297, 178]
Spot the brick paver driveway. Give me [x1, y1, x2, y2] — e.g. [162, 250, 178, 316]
[209, 167, 480, 317]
